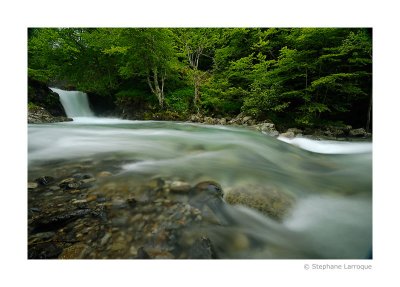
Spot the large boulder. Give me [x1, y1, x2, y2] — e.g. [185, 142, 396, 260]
[218, 118, 227, 125]
[279, 131, 295, 138]
[28, 78, 66, 117]
[252, 122, 279, 137]
[189, 114, 202, 122]
[286, 128, 303, 135]
[224, 184, 295, 221]
[203, 116, 216, 125]
[349, 128, 368, 137]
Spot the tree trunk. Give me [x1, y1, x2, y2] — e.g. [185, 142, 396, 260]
[366, 94, 372, 133]
[147, 68, 165, 109]
[193, 73, 200, 113]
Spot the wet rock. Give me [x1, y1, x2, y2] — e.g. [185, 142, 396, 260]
[97, 171, 113, 178]
[59, 178, 76, 189]
[28, 207, 41, 218]
[28, 231, 55, 244]
[59, 243, 88, 259]
[49, 185, 61, 191]
[127, 197, 137, 207]
[35, 176, 55, 186]
[28, 182, 38, 189]
[189, 181, 225, 219]
[129, 245, 138, 256]
[224, 185, 294, 221]
[110, 241, 126, 252]
[286, 128, 303, 135]
[219, 118, 227, 125]
[191, 181, 224, 198]
[100, 232, 112, 246]
[135, 247, 151, 259]
[254, 123, 279, 137]
[204, 116, 215, 124]
[326, 126, 345, 137]
[111, 198, 128, 209]
[242, 116, 252, 124]
[67, 182, 81, 189]
[190, 114, 203, 122]
[170, 181, 191, 193]
[96, 196, 108, 203]
[112, 216, 129, 226]
[72, 173, 93, 180]
[231, 233, 250, 251]
[30, 207, 41, 212]
[31, 208, 93, 232]
[28, 242, 63, 259]
[72, 199, 88, 205]
[59, 177, 93, 190]
[152, 251, 175, 259]
[188, 236, 217, 259]
[81, 178, 96, 184]
[85, 194, 97, 202]
[68, 189, 82, 194]
[349, 128, 367, 137]
[280, 131, 295, 138]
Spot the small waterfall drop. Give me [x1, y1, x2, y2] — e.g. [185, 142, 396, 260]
[50, 87, 94, 118]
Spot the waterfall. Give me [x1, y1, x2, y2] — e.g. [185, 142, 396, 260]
[50, 87, 94, 118]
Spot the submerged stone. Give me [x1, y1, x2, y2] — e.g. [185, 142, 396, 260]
[28, 182, 38, 189]
[170, 181, 191, 193]
[224, 184, 294, 221]
[59, 243, 89, 259]
[35, 176, 55, 186]
[188, 236, 217, 259]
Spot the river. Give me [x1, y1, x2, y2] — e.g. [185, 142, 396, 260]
[27, 88, 372, 259]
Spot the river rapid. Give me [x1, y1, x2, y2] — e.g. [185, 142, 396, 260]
[28, 89, 372, 259]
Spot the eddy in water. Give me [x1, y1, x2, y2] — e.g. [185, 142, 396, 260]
[28, 89, 372, 259]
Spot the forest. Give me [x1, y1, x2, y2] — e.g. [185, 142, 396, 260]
[28, 28, 372, 131]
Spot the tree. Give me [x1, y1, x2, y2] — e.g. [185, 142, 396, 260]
[28, 28, 372, 127]
[28, 28, 120, 95]
[175, 28, 219, 113]
[103, 28, 178, 108]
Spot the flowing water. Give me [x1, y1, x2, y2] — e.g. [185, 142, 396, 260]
[50, 87, 94, 118]
[28, 89, 372, 259]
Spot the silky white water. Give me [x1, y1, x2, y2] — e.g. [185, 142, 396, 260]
[28, 89, 372, 259]
[50, 87, 94, 118]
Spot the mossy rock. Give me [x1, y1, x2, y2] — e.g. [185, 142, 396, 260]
[224, 184, 295, 221]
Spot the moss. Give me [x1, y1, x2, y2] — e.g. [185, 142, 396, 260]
[224, 184, 295, 221]
[28, 102, 40, 110]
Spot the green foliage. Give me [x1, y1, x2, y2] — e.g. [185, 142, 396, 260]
[28, 102, 39, 110]
[28, 28, 372, 128]
[28, 68, 51, 83]
[242, 84, 290, 119]
[165, 87, 193, 114]
[201, 77, 246, 116]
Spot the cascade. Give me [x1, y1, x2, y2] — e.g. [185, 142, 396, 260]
[50, 87, 94, 118]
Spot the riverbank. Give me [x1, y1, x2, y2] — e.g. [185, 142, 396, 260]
[28, 104, 372, 141]
[28, 105, 72, 124]
[186, 113, 372, 140]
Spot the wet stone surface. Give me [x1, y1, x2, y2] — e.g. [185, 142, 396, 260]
[28, 160, 230, 259]
[28, 158, 294, 259]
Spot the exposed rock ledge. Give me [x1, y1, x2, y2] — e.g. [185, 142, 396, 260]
[28, 106, 72, 124]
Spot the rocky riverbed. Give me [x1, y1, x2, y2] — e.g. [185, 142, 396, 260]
[28, 158, 294, 259]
